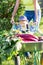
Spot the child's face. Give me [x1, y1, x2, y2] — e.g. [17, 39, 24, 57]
[19, 20, 27, 27]
[15, 22, 18, 25]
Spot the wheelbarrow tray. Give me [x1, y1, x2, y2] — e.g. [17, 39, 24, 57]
[21, 41, 43, 52]
[17, 34, 43, 52]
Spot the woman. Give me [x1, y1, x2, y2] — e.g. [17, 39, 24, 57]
[10, 0, 41, 63]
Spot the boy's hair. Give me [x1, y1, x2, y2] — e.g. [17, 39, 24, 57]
[19, 16, 28, 21]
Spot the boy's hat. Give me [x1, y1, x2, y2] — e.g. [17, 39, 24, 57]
[19, 16, 28, 21]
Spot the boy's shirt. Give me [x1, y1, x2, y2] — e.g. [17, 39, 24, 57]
[12, 24, 20, 30]
[29, 25, 38, 33]
[12, 24, 28, 33]
[11, 23, 38, 34]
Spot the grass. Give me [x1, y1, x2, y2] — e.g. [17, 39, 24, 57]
[2, 56, 33, 65]
[2, 60, 14, 65]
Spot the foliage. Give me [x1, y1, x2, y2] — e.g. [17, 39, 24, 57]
[0, 30, 34, 65]
[0, 33, 17, 58]
[0, 18, 12, 31]
[0, 0, 24, 31]
[0, 30, 41, 65]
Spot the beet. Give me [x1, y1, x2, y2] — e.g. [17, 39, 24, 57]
[17, 34, 38, 41]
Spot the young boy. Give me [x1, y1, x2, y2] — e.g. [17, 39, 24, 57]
[11, 15, 29, 34]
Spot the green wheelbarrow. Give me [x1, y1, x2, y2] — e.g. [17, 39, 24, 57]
[13, 34, 43, 65]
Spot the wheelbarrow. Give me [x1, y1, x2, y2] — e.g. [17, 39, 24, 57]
[14, 34, 43, 65]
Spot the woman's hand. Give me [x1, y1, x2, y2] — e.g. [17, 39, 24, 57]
[10, 17, 15, 25]
[33, 21, 38, 26]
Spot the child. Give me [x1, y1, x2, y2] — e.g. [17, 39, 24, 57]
[19, 15, 29, 32]
[11, 16, 29, 34]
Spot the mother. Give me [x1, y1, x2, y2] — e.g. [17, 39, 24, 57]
[10, 0, 41, 64]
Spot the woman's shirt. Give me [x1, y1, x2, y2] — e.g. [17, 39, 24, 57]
[21, 0, 40, 11]
[21, 0, 34, 10]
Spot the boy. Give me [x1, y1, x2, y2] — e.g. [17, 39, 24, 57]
[11, 16, 29, 34]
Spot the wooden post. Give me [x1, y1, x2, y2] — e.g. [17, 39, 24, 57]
[15, 56, 20, 65]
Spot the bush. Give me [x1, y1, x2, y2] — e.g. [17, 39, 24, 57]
[0, 0, 24, 30]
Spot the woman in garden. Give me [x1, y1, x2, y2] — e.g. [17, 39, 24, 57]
[10, 0, 41, 64]
[11, 0, 41, 33]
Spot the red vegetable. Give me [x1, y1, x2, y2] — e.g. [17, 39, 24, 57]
[17, 34, 38, 42]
